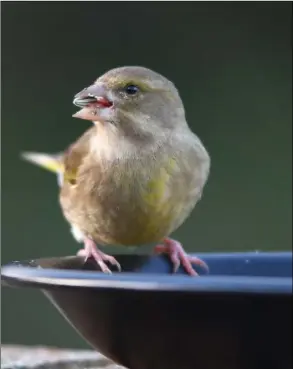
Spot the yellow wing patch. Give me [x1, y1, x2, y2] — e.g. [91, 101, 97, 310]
[63, 168, 78, 184]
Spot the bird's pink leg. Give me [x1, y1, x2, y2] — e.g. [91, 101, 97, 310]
[154, 237, 208, 276]
[77, 237, 121, 273]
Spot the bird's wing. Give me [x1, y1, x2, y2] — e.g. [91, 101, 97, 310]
[21, 127, 96, 187]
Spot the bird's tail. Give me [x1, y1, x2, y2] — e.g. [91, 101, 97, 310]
[20, 151, 63, 174]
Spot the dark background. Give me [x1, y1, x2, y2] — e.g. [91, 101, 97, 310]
[1, 2, 292, 348]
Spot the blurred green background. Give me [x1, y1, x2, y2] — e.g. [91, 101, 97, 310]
[1, 2, 292, 348]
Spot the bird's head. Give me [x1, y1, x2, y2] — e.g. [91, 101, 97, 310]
[73, 66, 187, 139]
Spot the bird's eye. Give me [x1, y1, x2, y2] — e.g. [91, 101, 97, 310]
[124, 84, 139, 95]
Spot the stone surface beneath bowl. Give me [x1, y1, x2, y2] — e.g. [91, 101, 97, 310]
[1, 345, 124, 369]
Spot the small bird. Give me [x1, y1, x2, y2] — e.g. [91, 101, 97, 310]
[22, 66, 210, 276]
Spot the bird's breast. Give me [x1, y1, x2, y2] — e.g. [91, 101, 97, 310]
[60, 129, 210, 247]
[60, 156, 186, 246]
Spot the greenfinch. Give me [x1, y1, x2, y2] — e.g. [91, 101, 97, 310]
[22, 66, 210, 275]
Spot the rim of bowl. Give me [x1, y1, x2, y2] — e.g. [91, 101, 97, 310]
[1, 252, 292, 295]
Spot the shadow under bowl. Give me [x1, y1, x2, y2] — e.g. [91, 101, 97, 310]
[1, 252, 292, 369]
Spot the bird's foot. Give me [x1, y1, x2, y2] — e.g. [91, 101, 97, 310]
[154, 237, 208, 276]
[77, 238, 121, 273]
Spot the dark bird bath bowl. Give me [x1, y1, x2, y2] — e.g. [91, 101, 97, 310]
[1, 252, 292, 369]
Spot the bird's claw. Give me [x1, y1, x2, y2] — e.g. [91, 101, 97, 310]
[154, 238, 209, 276]
[77, 239, 121, 273]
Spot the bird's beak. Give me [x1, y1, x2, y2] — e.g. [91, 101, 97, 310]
[73, 83, 112, 109]
[73, 83, 113, 121]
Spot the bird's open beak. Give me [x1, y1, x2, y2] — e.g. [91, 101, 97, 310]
[73, 94, 97, 108]
[73, 83, 113, 121]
